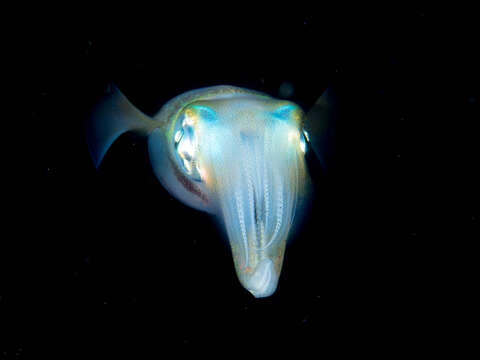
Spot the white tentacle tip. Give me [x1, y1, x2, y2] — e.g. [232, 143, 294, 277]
[243, 258, 278, 298]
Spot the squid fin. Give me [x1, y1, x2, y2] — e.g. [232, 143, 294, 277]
[85, 84, 155, 168]
[304, 85, 338, 172]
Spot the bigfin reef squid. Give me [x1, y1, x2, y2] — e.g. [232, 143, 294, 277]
[86, 84, 335, 297]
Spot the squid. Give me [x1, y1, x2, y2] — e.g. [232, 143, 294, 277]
[86, 84, 334, 297]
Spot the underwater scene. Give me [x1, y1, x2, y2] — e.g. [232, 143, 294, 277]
[3, 3, 479, 357]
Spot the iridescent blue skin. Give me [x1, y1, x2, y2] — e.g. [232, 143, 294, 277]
[86, 85, 323, 298]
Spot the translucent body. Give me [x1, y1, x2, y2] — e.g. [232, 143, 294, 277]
[87, 85, 313, 297]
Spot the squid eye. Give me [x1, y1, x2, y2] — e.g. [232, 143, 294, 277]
[174, 111, 203, 182]
[299, 129, 309, 154]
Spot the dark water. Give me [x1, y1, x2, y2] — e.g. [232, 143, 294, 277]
[3, 4, 479, 358]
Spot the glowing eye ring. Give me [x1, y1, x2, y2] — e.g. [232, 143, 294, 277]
[272, 103, 303, 122]
[191, 104, 217, 122]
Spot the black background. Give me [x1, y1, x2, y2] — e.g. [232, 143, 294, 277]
[2, 3, 479, 358]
